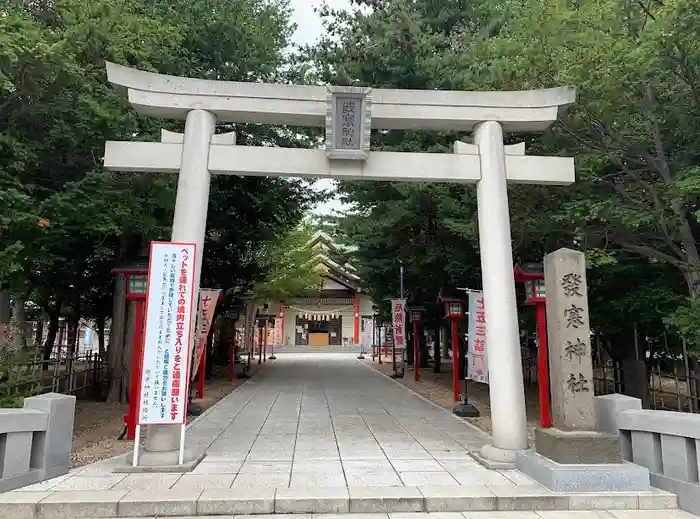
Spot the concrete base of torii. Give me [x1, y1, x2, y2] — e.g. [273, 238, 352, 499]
[113, 449, 207, 474]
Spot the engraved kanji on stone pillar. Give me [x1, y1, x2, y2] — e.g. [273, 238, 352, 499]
[544, 248, 595, 431]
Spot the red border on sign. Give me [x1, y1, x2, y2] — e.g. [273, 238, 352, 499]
[136, 240, 197, 426]
[179, 241, 197, 425]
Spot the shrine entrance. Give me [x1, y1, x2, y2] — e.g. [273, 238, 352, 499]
[103, 62, 576, 469]
[294, 315, 343, 347]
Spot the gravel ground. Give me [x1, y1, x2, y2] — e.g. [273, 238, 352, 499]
[365, 354, 541, 443]
[70, 363, 262, 468]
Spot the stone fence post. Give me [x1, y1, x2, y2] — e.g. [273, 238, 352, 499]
[0, 392, 75, 491]
[24, 393, 76, 480]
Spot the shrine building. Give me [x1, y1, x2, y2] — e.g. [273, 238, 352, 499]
[263, 231, 375, 348]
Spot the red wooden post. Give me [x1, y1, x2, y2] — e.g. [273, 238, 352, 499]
[536, 303, 552, 428]
[257, 326, 263, 364]
[413, 321, 420, 382]
[451, 318, 460, 401]
[126, 300, 145, 441]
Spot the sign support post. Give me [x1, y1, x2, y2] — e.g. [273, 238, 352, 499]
[132, 425, 141, 467]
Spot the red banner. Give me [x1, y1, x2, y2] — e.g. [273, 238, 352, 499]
[191, 289, 221, 380]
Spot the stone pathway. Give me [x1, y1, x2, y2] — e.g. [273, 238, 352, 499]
[52, 513, 694, 519]
[1, 354, 684, 518]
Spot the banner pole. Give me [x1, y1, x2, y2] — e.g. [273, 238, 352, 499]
[132, 425, 141, 467]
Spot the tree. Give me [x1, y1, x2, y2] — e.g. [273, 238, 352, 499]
[252, 224, 323, 302]
[449, 0, 700, 350]
[302, 0, 700, 358]
[1, 0, 320, 401]
[305, 0, 482, 307]
[587, 254, 686, 359]
[465, 0, 700, 292]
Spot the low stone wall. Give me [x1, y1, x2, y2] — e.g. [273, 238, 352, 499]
[0, 393, 76, 492]
[596, 393, 700, 516]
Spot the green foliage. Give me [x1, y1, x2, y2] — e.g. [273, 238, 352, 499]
[252, 224, 323, 301]
[0, 327, 42, 408]
[665, 298, 700, 357]
[302, 0, 700, 357]
[1, 0, 317, 334]
[0, 0, 322, 405]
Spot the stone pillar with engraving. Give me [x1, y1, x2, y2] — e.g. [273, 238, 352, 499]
[535, 247, 620, 462]
[516, 248, 650, 492]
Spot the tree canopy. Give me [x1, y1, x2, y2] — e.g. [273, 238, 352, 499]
[3, 0, 700, 380]
[303, 0, 700, 357]
[0, 0, 318, 329]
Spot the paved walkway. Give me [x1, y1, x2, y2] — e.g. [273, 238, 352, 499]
[4, 354, 684, 518]
[68, 353, 498, 489]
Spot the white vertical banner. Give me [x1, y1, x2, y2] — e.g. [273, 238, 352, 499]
[138, 241, 197, 425]
[361, 317, 373, 348]
[391, 299, 407, 350]
[467, 290, 489, 384]
[191, 289, 221, 381]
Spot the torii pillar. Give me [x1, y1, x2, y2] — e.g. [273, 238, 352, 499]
[104, 62, 576, 469]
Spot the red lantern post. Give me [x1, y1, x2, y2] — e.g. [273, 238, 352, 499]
[514, 262, 551, 429]
[437, 295, 466, 402]
[111, 269, 148, 441]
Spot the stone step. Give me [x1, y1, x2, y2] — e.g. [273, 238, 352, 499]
[0, 485, 679, 518]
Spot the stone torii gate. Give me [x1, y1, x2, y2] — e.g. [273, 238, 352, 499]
[103, 62, 576, 470]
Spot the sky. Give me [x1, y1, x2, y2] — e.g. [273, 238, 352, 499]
[289, 0, 352, 217]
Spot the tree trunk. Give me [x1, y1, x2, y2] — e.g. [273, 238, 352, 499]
[0, 290, 10, 346]
[215, 316, 229, 365]
[441, 326, 449, 359]
[96, 314, 106, 360]
[11, 297, 28, 350]
[42, 305, 61, 369]
[419, 329, 429, 368]
[243, 300, 256, 353]
[684, 270, 700, 298]
[121, 302, 135, 404]
[433, 322, 442, 373]
[35, 319, 44, 345]
[67, 312, 80, 355]
[106, 275, 127, 403]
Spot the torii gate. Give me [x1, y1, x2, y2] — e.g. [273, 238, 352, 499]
[104, 62, 576, 470]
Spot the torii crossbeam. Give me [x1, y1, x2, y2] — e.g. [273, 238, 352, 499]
[105, 137, 573, 185]
[103, 61, 576, 471]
